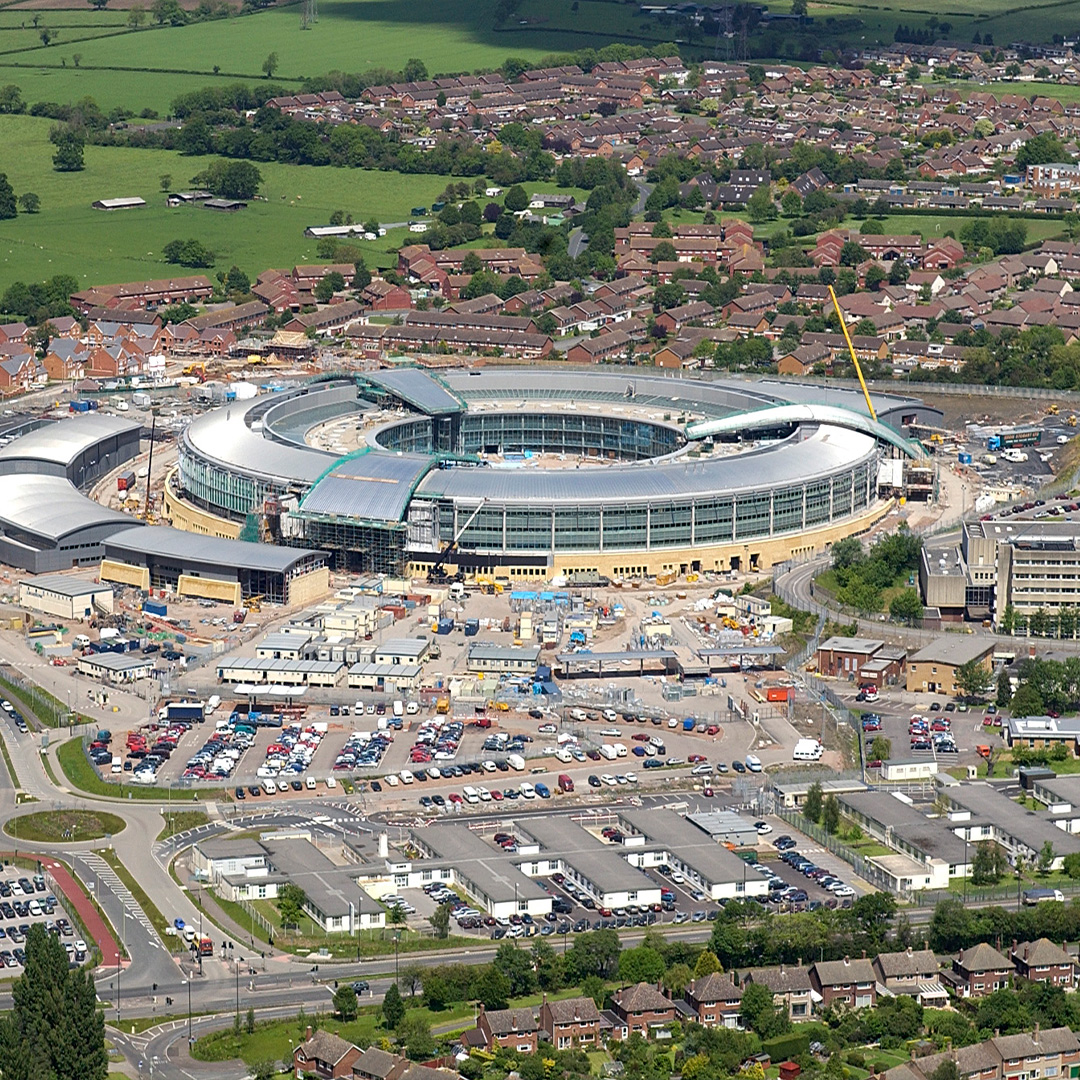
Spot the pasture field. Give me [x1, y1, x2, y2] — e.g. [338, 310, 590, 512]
[0, 115, 455, 290]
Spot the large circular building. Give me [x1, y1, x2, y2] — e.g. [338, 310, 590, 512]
[164, 369, 938, 581]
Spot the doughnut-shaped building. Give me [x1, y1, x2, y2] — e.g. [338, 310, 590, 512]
[164, 369, 940, 580]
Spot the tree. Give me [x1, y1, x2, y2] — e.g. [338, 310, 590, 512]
[868, 735, 892, 762]
[399, 1014, 434, 1060]
[889, 588, 924, 626]
[740, 981, 788, 1038]
[262, 52, 279, 78]
[314, 272, 345, 303]
[333, 983, 358, 1021]
[746, 185, 776, 223]
[159, 173, 172, 193]
[955, 658, 990, 700]
[429, 902, 450, 940]
[665, 963, 692, 994]
[503, 185, 528, 212]
[694, 950, 721, 978]
[352, 259, 372, 292]
[387, 904, 408, 928]
[0, 924, 107, 1080]
[461, 251, 482, 274]
[1017, 133, 1068, 170]
[0, 174, 15, 220]
[277, 883, 306, 928]
[803, 781, 823, 824]
[822, 794, 840, 834]
[50, 127, 84, 172]
[791, 0, 807, 13]
[1009, 680, 1044, 718]
[653, 282, 685, 311]
[931, 1061, 960, 1080]
[163, 238, 215, 268]
[971, 840, 1006, 885]
[402, 58, 428, 81]
[650, 240, 677, 264]
[224, 265, 250, 295]
[494, 941, 536, 996]
[780, 189, 802, 217]
[618, 945, 666, 984]
[889, 259, 910, 286]
[72, 53, 82, 67]
[475, 966, 511, 1010]
[1038, 839, 1056, 875]
[39, 27, 54, 45]
[997, 669, 1013, 708]
[839, 240, 869, 266]
[0, 85, 25, 114]
[127, 3, 147, 25]
[382, 982, 405, 1028]
[865, 264, 887, 291]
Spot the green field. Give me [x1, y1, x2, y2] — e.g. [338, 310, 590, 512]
[0, 114, 457, 290]
[5, 809, 126, 842]
[0, 0, 650, 115]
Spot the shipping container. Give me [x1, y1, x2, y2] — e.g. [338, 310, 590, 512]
[143, 600, 167, 617]
[436, 617, 454, 635]
[464, 618, 479, 637]
[958, 452, 972, 465]
[117, 470, 137, 492]
[765, 687, 790, 702]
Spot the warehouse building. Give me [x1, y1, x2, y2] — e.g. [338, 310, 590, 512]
[905, 637, 993, 695]
[0, 475, 139, 573]
[101, 527, 329, 606]
[466, 644, 542, 674]
[19, 574, 114, 620]
[0, 413, 141, 488]
[347, 663, 423, 692]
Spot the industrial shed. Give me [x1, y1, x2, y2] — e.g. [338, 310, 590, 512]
[0, 474, 140, 573]
[100, 527, 329, 606]
[0, 413, 142, 488]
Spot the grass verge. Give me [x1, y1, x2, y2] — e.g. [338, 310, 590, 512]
[6, 809, 126, 843]
[99, 848, 183, 954]
[56, 737, 217, 801]
[157, 810, 209, 841]
[0, 732, 19, 790]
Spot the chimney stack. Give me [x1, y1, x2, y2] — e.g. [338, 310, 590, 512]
[305, 1026, 312, 1041]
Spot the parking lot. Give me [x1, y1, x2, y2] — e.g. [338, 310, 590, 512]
[0, 872, 84, 971]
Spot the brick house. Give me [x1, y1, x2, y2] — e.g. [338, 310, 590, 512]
[1010, 938, 1076, 988]
[352, 1048, 406, 1080]
[947, 942, 1013, 999]
[815, 636, 885, 679]
[872, 948, 941, 998]
[885, 1027, 1080, 1080]
[810, 956, 876, 1009]
[683, 973, 743, 1028]
[609, 982, 677, 1038]
[742, 964, 814, 1021]
[539, 995, 601, 1050]
[293, 1027, 362, 1079]
[476, 1005, 538, 1053]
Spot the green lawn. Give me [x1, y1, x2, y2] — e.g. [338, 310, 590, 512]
[0, 114, 460, 290]
[924, 79, 1080, 105]
[5, 809, 125, 842]
[157, 809, 209, 841]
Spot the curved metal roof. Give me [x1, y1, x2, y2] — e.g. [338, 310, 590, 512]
[104, 526, 319, 574]
[0, 475, 139, 542]
[0, 414, 141, 467]
[182, 400, 336, 484]
[299, 450, 433, 524]
[686, 404, 923, 457]
[415, 425, 878, 505]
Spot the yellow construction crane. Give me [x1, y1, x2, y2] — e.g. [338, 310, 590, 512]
[829, 285, 877, 422]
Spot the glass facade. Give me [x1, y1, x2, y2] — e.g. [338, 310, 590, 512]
[414, 449, 878, 556]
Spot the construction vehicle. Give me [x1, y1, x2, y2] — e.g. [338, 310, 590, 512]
[686, 572, 699, 583]
[244, 595, 263, 613]
[426, 499, 487, 584]
[1048, 404, 1060, 415]
[1069, 415, 1077, 427]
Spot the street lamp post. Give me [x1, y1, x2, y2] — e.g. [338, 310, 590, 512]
[184, 978, 192, 1045]
[393, 929, 400, 982]
[235, 955, 243, 1022]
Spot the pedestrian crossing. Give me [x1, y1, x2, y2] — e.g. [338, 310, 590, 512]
[78, 853, 158, 943]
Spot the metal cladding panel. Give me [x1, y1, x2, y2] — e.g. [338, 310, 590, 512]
[0, 474, 137, 541]
[104, 526, 319, 574]
[0, 414, 141, 468]
[416, 425, 876, 505]
[363, 368, 465, 414]
[299, 452, 432, 523]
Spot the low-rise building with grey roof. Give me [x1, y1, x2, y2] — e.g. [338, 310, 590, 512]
[811, 956, 876, 1009]
[742, 964, 814, 1020]
[617, 809, 769, 900]
[519, 817, 661, 908]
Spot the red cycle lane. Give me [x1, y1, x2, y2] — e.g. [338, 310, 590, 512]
[4, 853, 123, 968]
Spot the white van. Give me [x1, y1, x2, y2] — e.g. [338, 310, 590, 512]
[745, 754, 763, 773]
[507, 753, 525, 771]
[793, 739, 823, 761]
[261, 779, 277, 795]
[74, 634, 91, 649]
[462, 786, 480, 804]
[613, 742, 628, 758]
[111, 756, 122, 774]
[406, 701, 420, 715]
[519, 782, 536, 799]
[305, 776, 317, 790]
[393, 700, 404, 718]
[399, 769, 414, 784]
[599, 744, 618, 760]
[325, 777, 337, 788]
